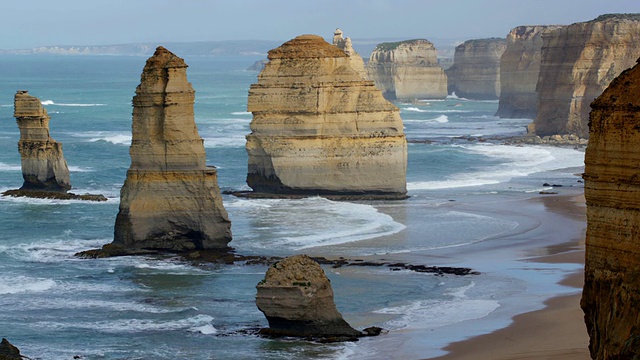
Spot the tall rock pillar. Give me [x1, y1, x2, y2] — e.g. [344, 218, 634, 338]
[13, 90, 71, 192]
[582, 58, 640, 359]
[114, 46, 231, 252]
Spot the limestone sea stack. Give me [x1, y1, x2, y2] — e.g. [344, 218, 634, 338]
[332, 28, 367, 79]
[495, 25, 562, 118]
[13, 90, 71, 192]
[113, 46, 231, 252]
[446, 38, 507, 100]
[245, 35, 407, 199]
[256, 254, 362, 338]
[366, 39, 448, 100]
[530, 13, 640, 138]
[582, 58, 640, 359]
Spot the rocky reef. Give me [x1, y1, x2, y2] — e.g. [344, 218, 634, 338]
[366, 39, 448, 100]
[531, 13, 640, 138]
[446, 38, 507, 100]
[256, 254, 363, 339]
[582, 58, 640, 359]
[111, 46, 231, 253]
[496, 25, 562, 118]
[245, 35, 407, 199]
[0, 338, 22, 360]
[12, 90, 71, 192]
[332, 28, 367, 79]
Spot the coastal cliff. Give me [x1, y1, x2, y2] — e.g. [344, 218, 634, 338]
[245, 35, 407, 199]
[496, 26, 562, 118]
[582, 58, 640, 359]
[332, 28, 367, 79]
[113, 46, 231, 252]
[531, 14, 640, 138]
[446, 38, 506, 100]
[13, 90, 71, 192]
[366, 39, 448, 100]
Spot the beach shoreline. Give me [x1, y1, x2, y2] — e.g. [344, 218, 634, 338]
[429, 193, 589, 359]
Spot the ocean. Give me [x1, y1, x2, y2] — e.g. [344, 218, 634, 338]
[0, 54, 586, 359]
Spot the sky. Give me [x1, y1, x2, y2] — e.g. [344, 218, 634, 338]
[1, 0, 639, 49]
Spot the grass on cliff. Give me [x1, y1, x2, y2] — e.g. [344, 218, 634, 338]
[374, 39, 429, 51]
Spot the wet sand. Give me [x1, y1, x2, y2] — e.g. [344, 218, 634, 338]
[431, 194, 590, 359]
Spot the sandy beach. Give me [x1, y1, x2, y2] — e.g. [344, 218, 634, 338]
[431, 193, 590, 359]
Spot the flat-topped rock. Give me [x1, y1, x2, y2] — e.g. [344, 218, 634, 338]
[245, 35, 407, 199]
[112, 46, 231, 253]
[367, 39, 448, 100]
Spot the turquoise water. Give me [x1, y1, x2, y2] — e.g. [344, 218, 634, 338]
[0, 54, 585, 359]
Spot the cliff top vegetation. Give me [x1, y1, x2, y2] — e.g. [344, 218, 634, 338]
[374, 39, 432, 52]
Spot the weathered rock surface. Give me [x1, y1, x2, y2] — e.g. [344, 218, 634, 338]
[256, 254, 362, 338]
[496, 25, 562, 118]
[531, 13, 640, 138]
[13, 90, 71, 192]
[446, 38, 507, 100]
[366, 39, 448, 100]
[0, 338, 22, 360]
[332, 28, 367, 79]
[246, 35, 407, 199]
[582, 58, 640, 359]
[113, 46, 231, 252]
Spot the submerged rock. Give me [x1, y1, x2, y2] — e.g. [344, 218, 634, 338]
[112, 46, 231, 253]
[367, 39, 448, 100]
[256, 254, 362, 339]
[582, 57, 640, 359]
[13, 90, 71, 192]
[530, 13, 640, 138]
[446, 38, 507, 100]
[245, 34, 407, 199]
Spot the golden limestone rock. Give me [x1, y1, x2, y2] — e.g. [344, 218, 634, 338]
[256, 254, 362, 338]
[582, 58, 640, 359]
[367, 39, 448, 100]
[13, 90, 71, 192]
[246, 35, 407, 199]
[496, 25, 562, 118]
[113, 46, 231, 252]
[446, 38, 507, 100]
[332, 28, 367, 79]
[531, 14, 640, 138]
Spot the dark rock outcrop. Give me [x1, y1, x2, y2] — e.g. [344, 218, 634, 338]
[446, 38, 507, 100]
[496, 25, 563, 118]
[245, 35, 407, 199]
[582, 57, 640, 359]
[530, 13, 640, 138]
[13, 90, 71, 192]
[112, 46, 231, 253]
[0, 338, 22, 360]
[256, 254, 362, 339]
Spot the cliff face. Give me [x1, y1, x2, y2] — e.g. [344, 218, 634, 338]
[256, 254, 361, 338]
[13, 90, 71, 192]
[582, 58, 640, 359]
[531, 14, 640, 138]
[496, 26, 562, 118]
[113, 46, 231, 252]
[332, 28, 367, 78]
[446, 38, 507, 100]
[246, 35, 407, 198]
[366, 39, 448, 100]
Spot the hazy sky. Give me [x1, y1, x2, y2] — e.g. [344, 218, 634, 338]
[1, 0, 638, 49]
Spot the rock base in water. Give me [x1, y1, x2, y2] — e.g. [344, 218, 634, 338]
[2, 189, 107, 202]
[0, 338, 22, 360]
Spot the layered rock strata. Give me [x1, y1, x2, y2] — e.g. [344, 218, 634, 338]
[366, 39, 448, 100]
[446, 38, 507, 100]
[496, 25, 562, 118]
[256, 254, 362, 338]
[113, 46, 231, 252]
[246, 35, 407, 199]
[531, 13, 640, 138]
[13, 90, 71, 192]
[332, 28, 367, 78]
[582, 58, 640, 359]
